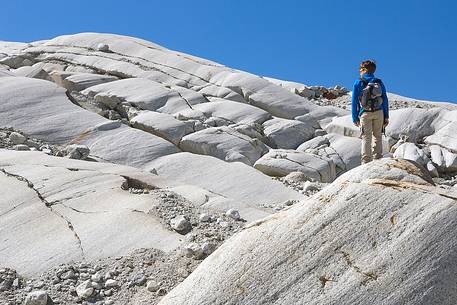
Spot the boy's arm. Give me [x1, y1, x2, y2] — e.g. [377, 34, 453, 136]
[351, 80, 360, 124]
[380, 81, 389, 120]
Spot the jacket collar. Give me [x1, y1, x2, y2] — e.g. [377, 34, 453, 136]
[362, 73, 375, 80]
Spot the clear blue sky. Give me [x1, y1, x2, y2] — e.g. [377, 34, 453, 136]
[1, 0, 456, 103]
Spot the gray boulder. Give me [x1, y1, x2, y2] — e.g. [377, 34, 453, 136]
[179, 126, 268, 166]
[393, 142, 438, 177]
[263, 118, 315, 149]
[429, 145, 457, 173]
[66, 144, 90, 160]
[9, 131, 26, 144]
[130, 111, 193, 145]
[254, 149, 336, 182]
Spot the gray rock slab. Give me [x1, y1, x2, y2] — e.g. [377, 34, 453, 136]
[50, 71, 118, 91]
[146, 152, 303, 218]
[179, 126, 268, 166]
[130, 110, 193, 145]
[254, 149, 336, 182]
[0, 150, 181, 276]
[263, 118, 315, 149]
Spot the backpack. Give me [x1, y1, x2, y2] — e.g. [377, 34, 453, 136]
[359, 78, 384, 112]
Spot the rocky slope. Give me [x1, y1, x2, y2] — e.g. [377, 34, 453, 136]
[0, 33, 456, 305]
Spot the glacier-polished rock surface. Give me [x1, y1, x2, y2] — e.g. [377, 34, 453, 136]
[159, 158, 457, 305]
[0, 150, 181, 276]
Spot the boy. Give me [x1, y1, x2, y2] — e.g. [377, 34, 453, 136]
[352, 60, 389, 164]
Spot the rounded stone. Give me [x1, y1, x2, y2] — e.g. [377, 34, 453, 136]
[132, 273, 147, 286]
[225, 209, 241, 220]
[284, 171, 308, 184]
[146, 280, 159, 292]
[13, 144, 30, 151]
[199, 213, 211, 222]
[24, 290, 49, 305]
[66, 144, 90, 160]
[170, 215, 191, 233]
[76, 280, 94, 299]
[104, 279, 118, 288]
[91, 272, 102, 282]
[184, 243, 205, 259]
[97, 43, 110, 52]
[9, 132, 26, 144]
[201, 242, 215, 255]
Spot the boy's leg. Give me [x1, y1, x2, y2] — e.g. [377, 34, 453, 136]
[360, 113, 373, 164]
[372, 110, 384, 159]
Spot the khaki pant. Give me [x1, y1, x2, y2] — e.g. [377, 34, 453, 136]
[360, 110, 384, 164]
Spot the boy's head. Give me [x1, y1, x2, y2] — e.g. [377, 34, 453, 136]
[360, 60, 376, 75]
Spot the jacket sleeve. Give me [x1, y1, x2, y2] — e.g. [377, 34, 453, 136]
[381, 81, 389, 119]
[352, 80, 360, 123]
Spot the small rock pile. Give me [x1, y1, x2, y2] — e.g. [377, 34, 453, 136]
[150, 191, 245, 260]
[0, 249, 195, 305]
[433, 175, 457, 187]
[273, 171, 327, 196]
[0, 268, 21, 292]
[0, 128, 61, 154]
[293, 85, 349, 100]
[306, 92, 443, 111]
[0, 128, 92, 160]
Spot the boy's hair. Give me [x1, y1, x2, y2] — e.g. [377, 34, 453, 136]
[360, 60, 377, 74]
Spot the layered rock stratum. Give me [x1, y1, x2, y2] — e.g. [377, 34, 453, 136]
[0, 33, 456, 305]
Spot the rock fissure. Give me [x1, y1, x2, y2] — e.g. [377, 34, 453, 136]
[0, 167, 52, 206]
[173, 89, 194, 110]
[49, 206, 85, 259]
[57, 202, 109, 214]
[0, 167, 85, 258]
[0, 200, 28, 217]
[327, 145, 347, 171]
[27, 48, 243, 99]
[340, 251, 378, 284]
[281, 156, 324, 181]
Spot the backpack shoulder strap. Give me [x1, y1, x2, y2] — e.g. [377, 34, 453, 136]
[359, 77, 368, 87]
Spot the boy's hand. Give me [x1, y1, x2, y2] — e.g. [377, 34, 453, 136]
[354, 121, 360, 127]
[383, 119, 389, 127]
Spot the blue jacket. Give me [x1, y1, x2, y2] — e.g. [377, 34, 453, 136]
[351, 73, 389, 123]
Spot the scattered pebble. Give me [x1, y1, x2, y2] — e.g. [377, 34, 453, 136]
[76, 280, 94, 299]
[24, 290, 49, 305]
[104, 279, 118, 288]
[199, 213, 211, 222]
[170, 215, 191, 233]
[225, 209, 240, 220]
[146, 280, 160, 292]
[66, 144, 90, 160]
[13, 144, 30, 151]
[97, 43, 110, 52]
